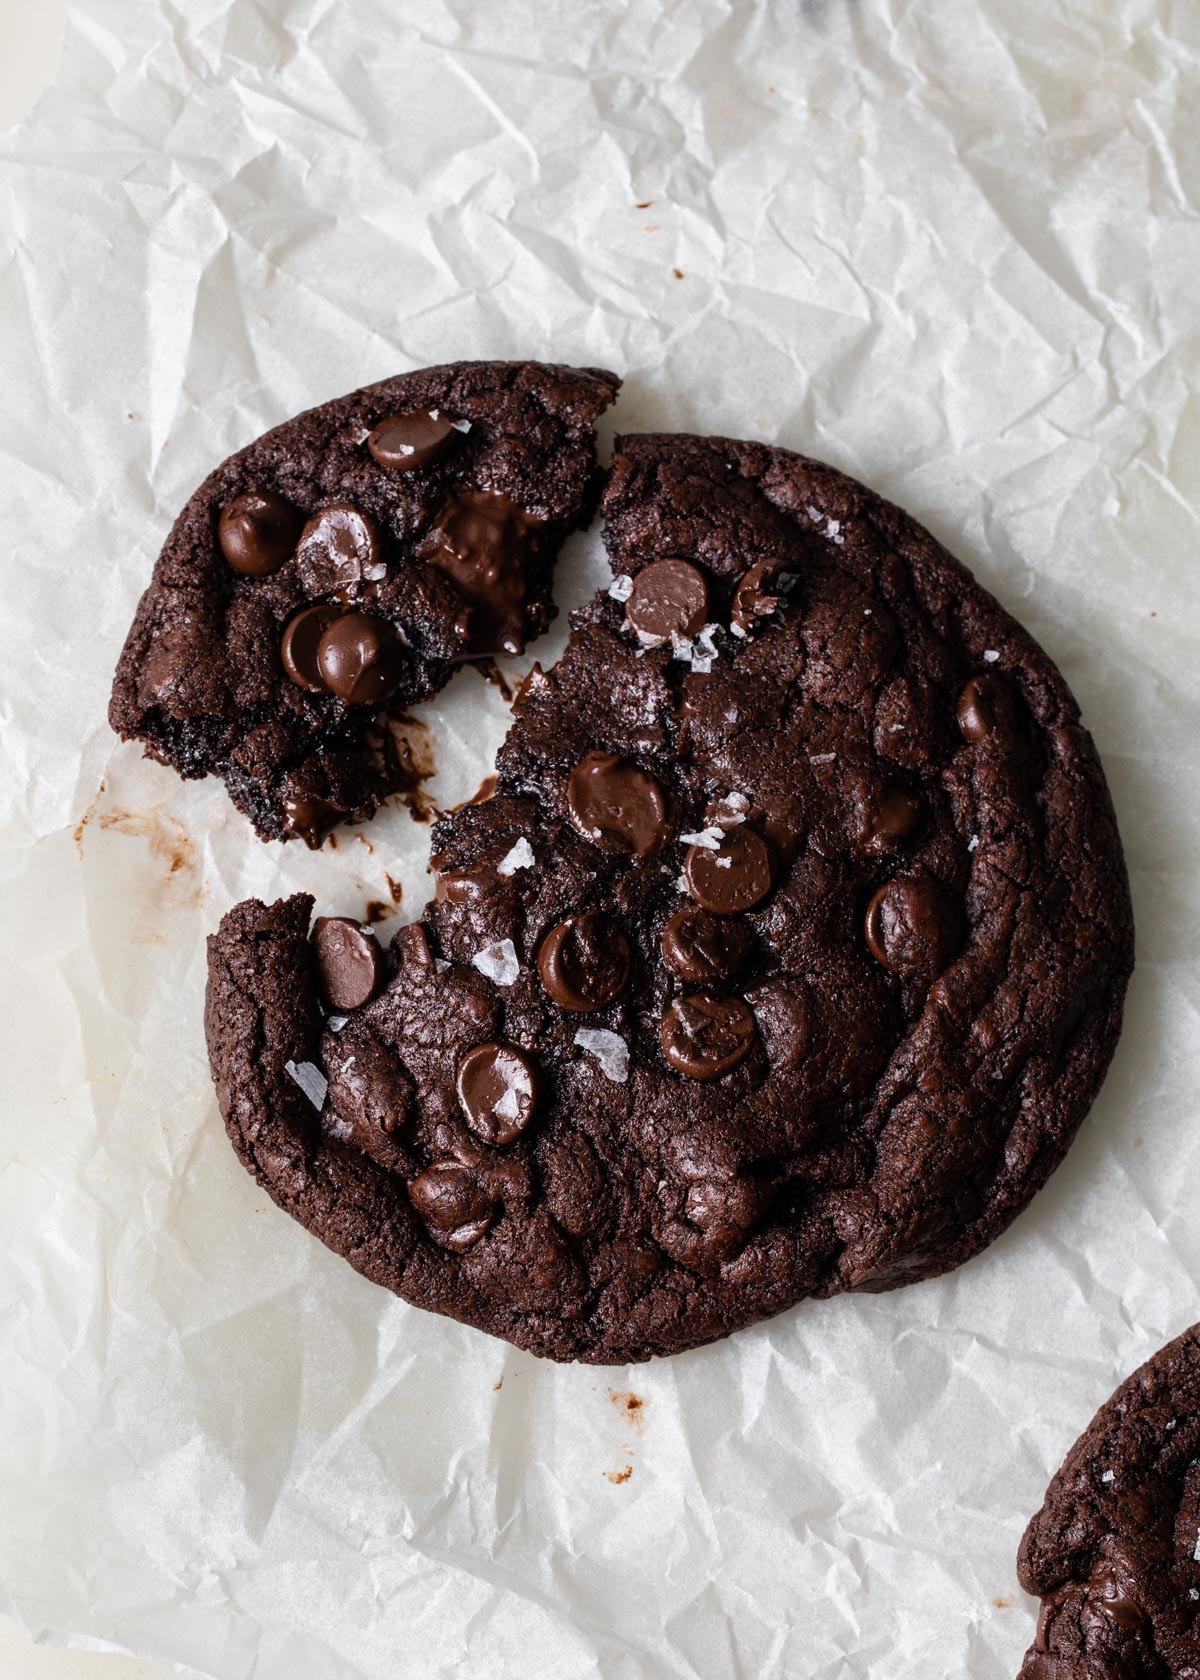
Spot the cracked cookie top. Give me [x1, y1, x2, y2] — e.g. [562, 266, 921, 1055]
[1017, 1324, 1200, 1679]
[204, 431, 1133, 1363]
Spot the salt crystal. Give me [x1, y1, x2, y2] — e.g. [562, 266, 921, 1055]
[574, 1028, 629, 1084]
[1194, 1527, 1200, 1563]
[608, 574, 634, 602]
[691, 655, 713, 674]
[451, 417, 473, 433]
[715, 856, 732, 869]
[472, 939, 520, 987]
[730, 622, 747, 638]
[670, 635, 695, 663]
[285, 1059, 328, 1109]
[809, 752, 836, 764]
[497, 837, 535, 876]
[680, 828, 723, 850]
[364, 561, 388, 581]
[434, 958, 450, 973]
[1101, 1469, 1115, 1483]
[352, 426, 371, 445]
[983, 649, 1000, 663]
[675, 874, 688, 892]
[968, 835, 979, 852]
[806, 505, 822, 522]
[325, 1014, 349, 1033]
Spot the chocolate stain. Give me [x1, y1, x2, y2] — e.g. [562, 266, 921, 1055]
[635, 200, 653, 209]
[493, 1377, 503, 1392]
[76, 796, 202, 928]
[608, 1390, 647, 1434]
[672, 268, 684, 280]
[385, 873, 403, 906]
[385, 713, 439, 823]
[362, 901, 391, 925]
[605, 1466, 633, 1485]
[479, 661, 515, 703]
[994, 1598, 1010, 1609]
[460, 773, 498, 810]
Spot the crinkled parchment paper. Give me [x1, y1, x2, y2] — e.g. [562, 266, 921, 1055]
[2, 2, 1199, 1675]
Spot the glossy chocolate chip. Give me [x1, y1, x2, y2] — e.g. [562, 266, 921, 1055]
[662, 904, 755, 983]
[957, 672, 1020, 742]
[862, 786, 923, 854]
[407, 1162, 495, 1251]
[660, 993, 757, 1080]
[312, 916, 387, 1011]
[295, 503, 382, 595]
[624, 558, 709, 645]
[425, 490, 539, 657]
[864, 876, 963, 981]
[1087, 1565, 1148, 1634]
[368, 409, 460, 471]
[537, 912, 632, 1013]
[456, 1042, 539, 1146]
[280, 604, 341, 691]
[281, 794, 340, 848]
[684, 828, 774, 914]
[218, 490, 304, 576]
[434, 866, 497, 905]
[566, 751, 670, 858]
[316, 612, 407, 704]
[731, 561, 780, 634]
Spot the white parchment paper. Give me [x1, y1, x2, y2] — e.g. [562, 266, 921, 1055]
[2, 2, 1199, 1675]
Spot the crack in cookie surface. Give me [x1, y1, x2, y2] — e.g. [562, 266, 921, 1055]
[204, 430, 1133, 1363]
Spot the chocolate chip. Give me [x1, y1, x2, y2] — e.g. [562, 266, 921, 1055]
[660, 993, 757, 1080]
[537, 912, 632, 1013]
[861, 785, 922, 854]
[316, 612, 407, 704]
[312, 916, 387, 1011]
[281, 794, 340, 848]
[456, 1042, 539, 1146]
[624, 558, 709, 645]
[295, 503, 382, 595]
[218, 490, 304, 576]
[566, 751, 670, 858]
[731, 561, 780, 634]
[434, 866, 497, 905]
[684, 828, 774, 914]
[662, 904, 755, 983]
[1087, 1564, 1148, 1634]
[424, 491, 539, 657]
[368, 410, 461, 471]
[957, 672, 1020, 742]
[864, 876, 963, 981]
[407, 1162, 495, 1251]
[280, 604, 342, 691]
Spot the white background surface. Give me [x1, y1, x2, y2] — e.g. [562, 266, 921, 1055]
[1, 2, 1197, 1678]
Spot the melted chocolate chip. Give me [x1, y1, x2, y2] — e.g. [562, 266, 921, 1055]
[731, 561, 780, 634]
[281, 794, 340, 847]
[368, 409, 461, 471]
[864, 876, 963, 981]
[424, 491, 539, 656]
[312, 916, 387, 1011]
[861, 785, 923, 854]
[684, 828, 775, 915]
[566, 752, 670, 858]
[537, 912, 632, 1013]
[295, 503, 382, 595]
[1087, 1565, 1148, 1634]
[316, 612, 407, 705]
[218, 491, 304, 576]
[280, 604, 341, 692]
[456, 1042, 539, 1146]
[662, 904, 755, 983]
[407, 1162, 495, 1251]
[624, 558, 709, 645]
[957, 672, 1020, 742]
[434, 866, 497, 905]
[660, 993, 757, 1080]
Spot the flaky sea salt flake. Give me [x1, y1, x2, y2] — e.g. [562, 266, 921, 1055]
[680, 828, 723, 850]
[472, 939, 520, 987]
[285, 1059, 328, 1110]
[983, 649, 1000, 663]
[575, 1028, 629, 1084]
[607, 573, 634, 602]
[497, 838, 535, 876]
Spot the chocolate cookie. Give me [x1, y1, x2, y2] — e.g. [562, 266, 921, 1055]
[1016, 1325, 1200, 1678]
[205, 431, 1133, 1362]
[111, 361, 618, 845]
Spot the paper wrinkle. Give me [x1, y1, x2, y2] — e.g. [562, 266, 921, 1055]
[2, 0, 1199, 1676]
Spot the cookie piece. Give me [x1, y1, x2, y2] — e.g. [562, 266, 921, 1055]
[205, 432, 1133, 1362]
[111, 361, 619, 844]
[1016, 1325, 1200, 1678]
